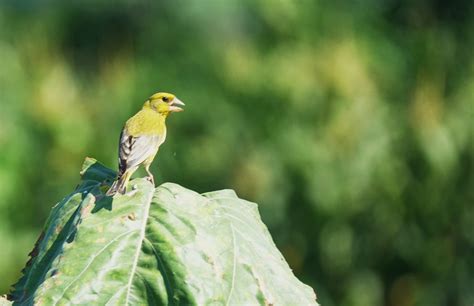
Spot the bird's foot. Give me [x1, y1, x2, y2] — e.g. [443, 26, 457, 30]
[146, 175, 155, 186]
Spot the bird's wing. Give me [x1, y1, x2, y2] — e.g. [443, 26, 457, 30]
[118, 129, 164, 175]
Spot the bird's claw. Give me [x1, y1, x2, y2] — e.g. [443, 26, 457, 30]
[146, 176, 155, 186]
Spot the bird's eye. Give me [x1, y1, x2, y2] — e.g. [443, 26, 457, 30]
[162, 97, 169, 102]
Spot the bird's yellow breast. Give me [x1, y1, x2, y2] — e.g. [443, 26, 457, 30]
[124, 109, 167, 137]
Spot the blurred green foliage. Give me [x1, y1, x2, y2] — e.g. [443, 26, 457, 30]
[0, 1, 472, 305]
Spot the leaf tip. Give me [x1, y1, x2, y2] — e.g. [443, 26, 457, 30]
[80, 157, 98, 176]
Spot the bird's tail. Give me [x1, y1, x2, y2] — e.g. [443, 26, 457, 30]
[106, 171, 132, 196]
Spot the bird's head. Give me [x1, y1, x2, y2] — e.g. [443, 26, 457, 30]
[143, 92, 185, 115]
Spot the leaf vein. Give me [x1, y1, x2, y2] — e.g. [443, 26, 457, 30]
[53, 229, 137, 305]
[124, 187, 155, 305]
[144, 237, 173, 304]
[225, 224, 237, 306]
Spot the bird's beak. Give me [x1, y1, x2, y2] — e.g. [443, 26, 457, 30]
[169, 97, 185, 112]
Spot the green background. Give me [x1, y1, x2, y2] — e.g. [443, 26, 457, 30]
[0, 1, 472, 305]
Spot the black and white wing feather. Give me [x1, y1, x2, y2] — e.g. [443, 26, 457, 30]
[118, 129, 164, 176]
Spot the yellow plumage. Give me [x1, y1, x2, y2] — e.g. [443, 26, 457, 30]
[106, 92, 185, 196]
[125, 108, 166, 136]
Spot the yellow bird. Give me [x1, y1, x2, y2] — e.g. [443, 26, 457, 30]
[106, 92, 185, 196]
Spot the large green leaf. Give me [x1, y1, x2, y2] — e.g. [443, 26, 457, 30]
[9, 158, 317, 305]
